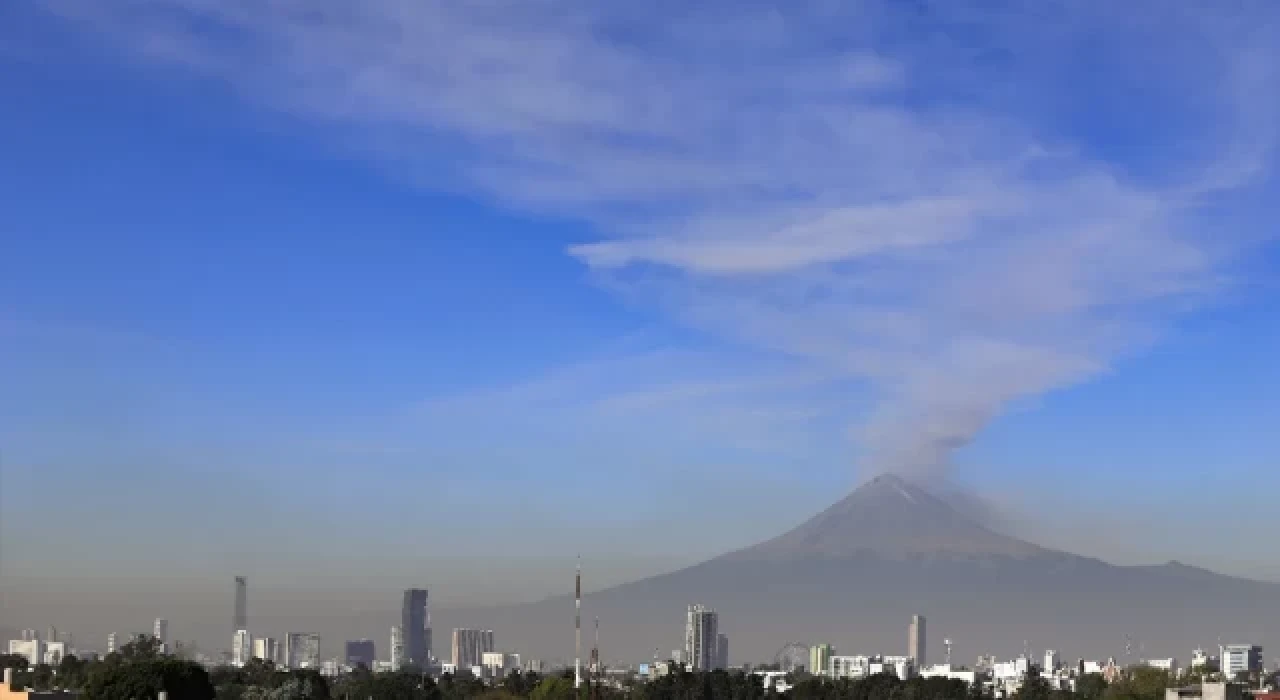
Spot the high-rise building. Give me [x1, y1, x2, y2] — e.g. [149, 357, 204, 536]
[402, 589, 429, 668]
[42, 641, 66, 665]
[909, 615, 926, 667]
[7, 639, 42, 667]
[285, 633, 321, 670]
[717, 634, 729, 670]
[233, 630, 252, 667]
[684, 605, 719, 671]
[106, 633, 118, 654]
[1044, 650, 1059, 673]
[154, 619, 168, 645]
[810, 644, 834, 677]
[253, 637, 278, 664]
[234, 576, 248, 631]
[390, 626, 405, 671]
[21, 630, 36, 642]
[451, 628, 494, 669]
[46, 627, 58, 644]
[1220, 644, 1262, 677]
[345, 639, 376, 669]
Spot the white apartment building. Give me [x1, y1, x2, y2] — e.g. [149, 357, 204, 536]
[7, 639, 41, 666]
[1147, 659, 1179, 675]
[390, 625, 405, 671]
[1044, 650, 1060, 672]
[43, 641, 67, 665]
[233, 630, 252, 667]
[482, 652, 521, 678]
[1219, 645, 1262, 677]
[253, 637, 279, 664]
[831, 655, 871, 679]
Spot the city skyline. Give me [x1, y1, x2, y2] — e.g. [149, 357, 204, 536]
[2, 0, 1279, 678]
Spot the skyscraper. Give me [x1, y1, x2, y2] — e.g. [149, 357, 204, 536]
[345, 639, 376, 669]
[402, 589, 428, 668]
[909, 615, 926, 667]
[684, 605, 719, 671]
[810, 644, 833, 677]
[284, 633, 320, 670]
[154, 619, 168, 645]
[390, 626, 405, 671]
[451, 628, 494, 669]
[234, 577, 247, 631]
[253, 637, 279, 664]
[106, 633, 117, 654]
[233, 630, 252, 667]
[717, 634, 729, 670]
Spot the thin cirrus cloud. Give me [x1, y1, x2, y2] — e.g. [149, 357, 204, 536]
[47, 0, 1280, 478]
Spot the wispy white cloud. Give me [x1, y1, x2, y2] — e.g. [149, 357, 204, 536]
[44, 0, 1280, 478]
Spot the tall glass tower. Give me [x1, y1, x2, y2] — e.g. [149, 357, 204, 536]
[401, 589, 429, 667]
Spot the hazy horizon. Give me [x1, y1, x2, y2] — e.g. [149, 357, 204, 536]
[3, 0, 1278, 667]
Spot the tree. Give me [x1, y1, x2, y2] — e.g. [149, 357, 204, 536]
[118, 634, 165, 662]
[57, 654, 90, 691]
[529, 675, 577, 700]
[1076, 674, 1108, 700]
[28, 663, 55, 691]
[85, 657, 215, 700]
[243, 674, 330, 700]
[0, 654, 29, 672]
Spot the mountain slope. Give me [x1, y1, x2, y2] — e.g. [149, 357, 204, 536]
[435, 476, 1279, 665]
[727, 474, 1045, 559]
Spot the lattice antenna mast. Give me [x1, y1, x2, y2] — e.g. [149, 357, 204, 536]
[574, 557, 582, 689]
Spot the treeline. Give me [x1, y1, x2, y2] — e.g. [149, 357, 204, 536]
[0, 637, 1201, 700]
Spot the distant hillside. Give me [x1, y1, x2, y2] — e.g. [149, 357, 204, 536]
[434, 475, 1279, 665]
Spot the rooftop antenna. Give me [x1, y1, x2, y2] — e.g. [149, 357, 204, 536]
[591, 617, 601, 700]
[592, 617, 600, 674]
[574, 557, 582, 689]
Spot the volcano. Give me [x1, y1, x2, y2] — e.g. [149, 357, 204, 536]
[435, 475, 1279, 665]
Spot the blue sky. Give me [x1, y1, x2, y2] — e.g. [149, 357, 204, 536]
[2, 0, 1280, 621]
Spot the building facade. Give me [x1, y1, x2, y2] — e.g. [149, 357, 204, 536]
[252, 637, 279, 664]
[6, 640, 41, 667]
[717, 634, 729, 670]
[482, 652, 520, 678]
[1220, 645, 1262, 678]
[909, 615, 926, 667]
[402, 589, 429, 668]
[41, 643, 66, 666]
[830, 656, 871, 680]
[810, 644, 834, 677]
[451, 628, 494, 669]
[285, 633, 320, 670]
[684, 605, 719, 671]
[390, 626, 405, 671]
[233, 630, 252, 667]
[345, 639, 376, 669]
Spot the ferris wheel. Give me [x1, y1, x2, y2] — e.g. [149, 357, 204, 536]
[774, 642, 810, 672]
